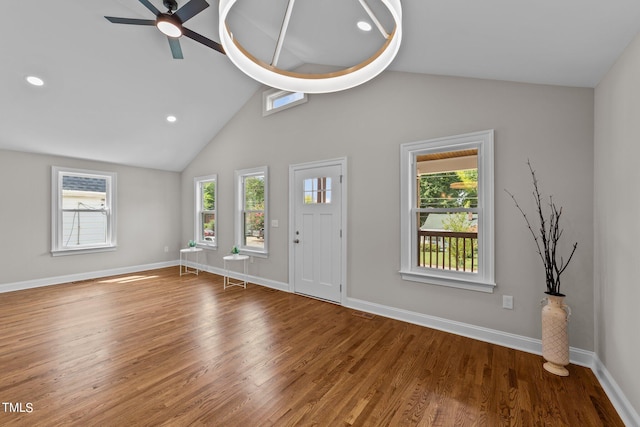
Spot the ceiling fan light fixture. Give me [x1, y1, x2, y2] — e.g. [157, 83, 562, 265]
[219, 0, 402, 94]
[156, 14, 183, 38]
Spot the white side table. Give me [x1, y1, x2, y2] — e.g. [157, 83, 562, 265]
[180, 247, 203, 276]
[223, 254, 249, 289]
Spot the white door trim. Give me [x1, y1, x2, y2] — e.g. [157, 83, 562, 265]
[288, 157, 347, 304]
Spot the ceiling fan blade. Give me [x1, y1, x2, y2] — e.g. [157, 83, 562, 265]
[175, 0, 209, 23]
[138, 0, 161, 16]
[182, 27, 225, 54]
[168, 37, 184, 59]
[105, 16, 156, 26]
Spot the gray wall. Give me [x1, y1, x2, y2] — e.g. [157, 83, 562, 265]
[595, 33, 640, 414]
[0, 150, 182, 285]
[182, 71, 595, 350]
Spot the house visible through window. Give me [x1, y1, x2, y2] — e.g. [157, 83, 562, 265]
[417, 150, 478, 272]
[52, 167, 116, 255]
[400, 130, 495, 292]
[235, 166, 268, 255]
[195, 174, 217, 248]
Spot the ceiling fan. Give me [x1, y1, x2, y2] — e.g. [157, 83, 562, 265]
[105, 0, 225, 59]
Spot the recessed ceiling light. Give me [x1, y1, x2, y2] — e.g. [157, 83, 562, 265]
[26, 76, 45, 86]
[166, 115, 177, 123]
[357, 20, 372, 32]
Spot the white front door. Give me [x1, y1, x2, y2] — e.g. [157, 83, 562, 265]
[290, 160, 345, 303]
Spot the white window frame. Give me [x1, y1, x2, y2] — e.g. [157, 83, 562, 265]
[51, 166, 117, 256]
[235, 166, 268, 256]
[194, 174, 217, 249]
[262, 88, 307, 116]
[399, 130, 495, 293]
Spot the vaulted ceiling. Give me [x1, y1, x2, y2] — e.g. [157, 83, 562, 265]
[2, 0, 639, 171]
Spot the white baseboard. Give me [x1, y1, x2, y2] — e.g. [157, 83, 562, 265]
[345, 297, 638, 426]
[0, 261, 178, 294]
[0, 259, 289, 295]
[195, 262, 290, 292]
[345, 297, 591, 366]
[592, 355, 640, 427]
[2, 266, 635, 425]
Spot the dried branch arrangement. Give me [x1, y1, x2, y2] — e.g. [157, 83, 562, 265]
[505, 160, 578, 295]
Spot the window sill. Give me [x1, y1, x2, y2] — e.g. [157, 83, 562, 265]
[239, 248, 268, 259]
[52, 246, 117, 257]
[197, 243, 217, 250]
[399, 269, 495, 293]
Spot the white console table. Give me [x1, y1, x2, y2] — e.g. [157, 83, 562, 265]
[180, 247, 203, 276]
[223, 254, 249, 289]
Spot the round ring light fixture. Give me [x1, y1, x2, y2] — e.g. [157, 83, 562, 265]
[219, 0, 402, 94]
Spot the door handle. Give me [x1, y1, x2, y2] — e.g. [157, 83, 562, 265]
[293, 239, 300, 244]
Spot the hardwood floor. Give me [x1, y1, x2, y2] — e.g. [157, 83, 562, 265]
[0, 268, 623, 426]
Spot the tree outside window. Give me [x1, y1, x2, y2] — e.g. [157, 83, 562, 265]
[400, 130, 495, 293]
[195, 174, 217, 247]
[236, 166, 268, 255]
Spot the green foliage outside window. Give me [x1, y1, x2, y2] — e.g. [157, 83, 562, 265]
[244, 176, 265, 232]
[420, 169, 479, 269]
[419, 170, 477, 209]
[442, 213, 477, 266]
[202, 181, 216, 210]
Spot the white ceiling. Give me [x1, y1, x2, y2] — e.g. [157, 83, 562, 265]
[1, 0, 639, 171]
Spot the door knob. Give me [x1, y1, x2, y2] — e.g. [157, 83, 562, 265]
[293, 239, 300, 244]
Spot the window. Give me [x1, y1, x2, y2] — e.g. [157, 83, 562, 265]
[235, 166, 268, 255]
[51, 166, 116, 256]
[262, 88, 307, 116]
[399, 130, 495, 292]
[194, 174, 217, 248]
[304, 177, 332, 204]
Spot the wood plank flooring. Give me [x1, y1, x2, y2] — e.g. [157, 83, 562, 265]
[0, 268, 623, 426]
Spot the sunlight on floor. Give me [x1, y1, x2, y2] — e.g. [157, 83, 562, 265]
[98, 275, 159, 284]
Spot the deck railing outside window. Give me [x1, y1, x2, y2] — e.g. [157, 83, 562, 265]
[418, 230, 478, 272]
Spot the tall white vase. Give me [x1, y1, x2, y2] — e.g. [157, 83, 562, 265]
[541, 294, 570, 376]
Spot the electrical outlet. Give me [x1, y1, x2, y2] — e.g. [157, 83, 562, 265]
[502, 295, 514, 310]
[164, 246, 169, 253]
